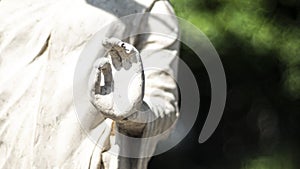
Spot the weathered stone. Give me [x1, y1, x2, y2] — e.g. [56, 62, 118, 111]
[0, 0, 179, 168]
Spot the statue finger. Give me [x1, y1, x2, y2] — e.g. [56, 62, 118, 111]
[102, 37, 121, 50]
[109, 50, 122, 70]
[117, 41, 135, 70]
[91, 58, 109, 95]
[99, 61, 113, 95]
[94, 68, 102, 95]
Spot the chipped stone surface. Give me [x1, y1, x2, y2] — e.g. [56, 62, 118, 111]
[0, 0, 179, 168]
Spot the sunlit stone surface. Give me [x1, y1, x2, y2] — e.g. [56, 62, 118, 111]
[0, 0, 179, 168]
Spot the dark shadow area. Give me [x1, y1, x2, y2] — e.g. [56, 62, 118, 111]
[149, 15, 300, 169]
[85, 0, 146, 17]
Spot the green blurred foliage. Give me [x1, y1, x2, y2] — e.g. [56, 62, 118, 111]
[167, 1, 300, 169]
[170, 0, 300, 99]
[242, 151, 295, 169]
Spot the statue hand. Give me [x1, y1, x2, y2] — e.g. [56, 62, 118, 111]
[90, 38, 144, 121]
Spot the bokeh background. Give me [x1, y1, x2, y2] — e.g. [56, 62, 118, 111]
[149, 0, 300, 169]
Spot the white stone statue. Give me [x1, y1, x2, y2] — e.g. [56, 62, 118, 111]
[0, 0, 179, 168]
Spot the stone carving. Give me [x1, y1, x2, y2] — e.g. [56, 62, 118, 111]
[0, 0, 179, 168]
[90, 38, 144, 121]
